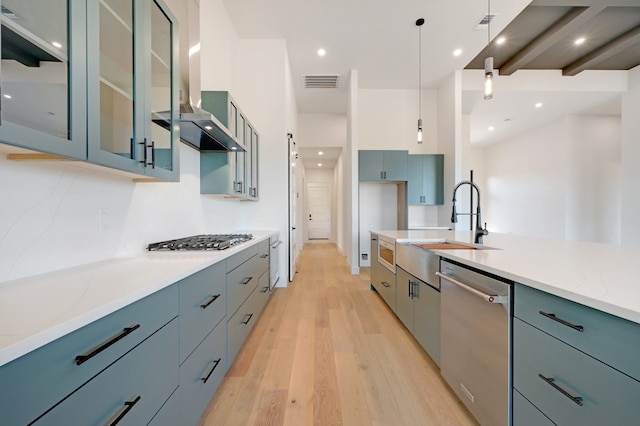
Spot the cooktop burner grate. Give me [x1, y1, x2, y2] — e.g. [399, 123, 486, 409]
[147, 234, 253, 251]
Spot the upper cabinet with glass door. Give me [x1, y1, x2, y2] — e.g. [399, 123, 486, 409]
[0, 0, 87, 159]
[87, 0, 179, 180]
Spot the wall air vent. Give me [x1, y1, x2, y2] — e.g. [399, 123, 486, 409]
[475, 13, 497, 30]
[303, 74, 340, 89]
[1, 5, 24, 20]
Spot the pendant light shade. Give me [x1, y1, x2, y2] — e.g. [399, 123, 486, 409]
[416, 18, 424, 143]
[484, 57, 494, 100]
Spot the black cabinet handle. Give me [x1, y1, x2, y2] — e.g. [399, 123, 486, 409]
[539, 311, 584, 332]
[150, 140, 155, 169]
[260, 254, 268, 258]
[139, 140, 147, 165]
[75, 324, 141, 365]
[200, 294, 221, 309]
[260, 286, 269, 293]
[241, 277, 253, 285]
[109, 395, 141, 426]
[201, 358, 222, 383]
[241, 313, 254, 325]
[538, 374, 583, 406]
[381, 281, 391, 288]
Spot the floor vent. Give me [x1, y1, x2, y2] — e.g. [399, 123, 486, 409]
[475, 13, 497, 30]
[303, 74, 340, 89]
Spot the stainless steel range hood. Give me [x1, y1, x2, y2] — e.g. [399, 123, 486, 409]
[152, 104, 246, 152]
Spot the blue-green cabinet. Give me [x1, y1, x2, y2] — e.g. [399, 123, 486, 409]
[200, 91, 259, 199]
[513, 284, 640, 425]
[407, 154, 444, 205]
[358, 150, 408, 181]
[87, 0, 180, 180]
[0, 0, 87, 159]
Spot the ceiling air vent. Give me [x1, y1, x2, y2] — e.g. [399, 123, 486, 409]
[475, 13, 497, 30]
[303, 74, 340, 89]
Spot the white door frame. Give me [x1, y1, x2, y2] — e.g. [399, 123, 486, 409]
[288, 133, 298, 282]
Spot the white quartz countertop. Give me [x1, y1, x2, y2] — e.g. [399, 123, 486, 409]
[0, 231, 277, 367]
[372, 230, 640, 325]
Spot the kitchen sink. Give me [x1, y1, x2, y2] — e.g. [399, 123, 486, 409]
[414, 242, 479, 250]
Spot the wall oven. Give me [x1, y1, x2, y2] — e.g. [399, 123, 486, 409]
[377, 237, 396, 273]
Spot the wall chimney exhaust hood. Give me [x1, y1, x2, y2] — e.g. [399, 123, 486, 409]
[153, 104, 246, 152]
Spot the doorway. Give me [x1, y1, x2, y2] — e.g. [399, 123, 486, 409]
[307, 182, 331, 240]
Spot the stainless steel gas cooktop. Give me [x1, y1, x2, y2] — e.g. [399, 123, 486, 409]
[147, 234, 253, 251]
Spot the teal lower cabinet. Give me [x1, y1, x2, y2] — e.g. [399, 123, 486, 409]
[396, 267, 440, 366]
[227, 284, 265, 363]
[513, 284, 640, 425]
[179, 321, 227, 426]
[148, 388, 181, 426]
[37, 319, 179, 425]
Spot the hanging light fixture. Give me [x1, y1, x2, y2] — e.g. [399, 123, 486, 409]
[484, 0, 494, 100]
[416, 18, 424, 143]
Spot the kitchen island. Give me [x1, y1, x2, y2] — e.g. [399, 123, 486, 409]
[372, 229, 640, 426]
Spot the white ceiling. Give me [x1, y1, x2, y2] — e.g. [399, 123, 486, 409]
[298, 147, 342, 170]
[222, 0, 628, 151]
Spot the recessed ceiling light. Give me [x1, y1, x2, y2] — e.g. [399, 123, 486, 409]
[575, 37, 585, 45]
[317, 48, 326, 57]
[204, 125, 212, 130]
[52, 41, 62, 49]
[496, 37, 506, 45]
[231, 147, 237, 150]
[453, 49, 462, 57]
[3, 94, 11, 99]
[318, 151, 323, 155]
[535, 102, 543, 108]
[317, 163, 322, 167]
[488, 126, 495, 131]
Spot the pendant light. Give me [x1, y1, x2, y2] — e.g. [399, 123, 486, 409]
[484, 0, 494, 100]
[416, 18, 424, 143]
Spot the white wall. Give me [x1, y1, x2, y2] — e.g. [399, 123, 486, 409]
[298, 113, 347, 147]
[358, 183, 398, 267]
[621, 65, 640, 247]
[347, 70, 359, 274]
[480, 115, 621, 244]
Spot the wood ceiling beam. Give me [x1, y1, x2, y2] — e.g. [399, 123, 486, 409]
[563, 25, 640, 76]
[500, 5, 605, 76]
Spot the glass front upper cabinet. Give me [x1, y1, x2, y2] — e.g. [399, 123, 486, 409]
[87, 0, 178, 180]
[0, 0, 87, 158]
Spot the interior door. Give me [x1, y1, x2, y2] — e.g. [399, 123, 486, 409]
[307, 183, 330, 239]
[288, 134, 298, 281]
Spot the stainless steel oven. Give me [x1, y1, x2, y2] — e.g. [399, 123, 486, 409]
[377, 237, 396, 273]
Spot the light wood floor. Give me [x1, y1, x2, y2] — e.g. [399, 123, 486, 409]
[199, 242, 477, 425]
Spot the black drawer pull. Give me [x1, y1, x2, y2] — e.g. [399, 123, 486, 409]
[201, 358, 222, 384]
[241, 277, 253, 285]
[75, 324, 141, 365]
[200, 294, 221, 309]
[109, 395, 141, 426]
[539, 311, 584, 332]
[260, 286, 269, 293]
[538, 374, 583, 406]
[381, 281, 391, 288]
[241, 313, 254, 325]
[260, 254, 268, 258]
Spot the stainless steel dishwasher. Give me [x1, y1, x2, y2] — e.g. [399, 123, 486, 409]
[437, 259, 513, 426]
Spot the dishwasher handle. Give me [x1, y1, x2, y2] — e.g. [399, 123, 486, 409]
[436, 272, 508, 304]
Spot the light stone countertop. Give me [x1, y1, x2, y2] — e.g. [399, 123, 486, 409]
[372, 229, 640, 325]
[0, 231, 277, 367]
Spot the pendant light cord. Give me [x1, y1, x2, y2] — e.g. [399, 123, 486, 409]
[418, 22, 422, 120]
[487, 0, 491, 45]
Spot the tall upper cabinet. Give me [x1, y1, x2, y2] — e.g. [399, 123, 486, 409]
[87, 0, 180, 180]
[0, 0, 87, 159]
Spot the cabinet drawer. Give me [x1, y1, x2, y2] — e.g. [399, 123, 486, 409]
[513, 318, 640, 426]
[0, 285, 178, 426]
[374, 266, 396, 312]
[227, 244, 258, 272]
[254, 270, 271, 317]
[227, 286, 263, 364]
[180, 321, 227, 426]
[35, 319, 179, 425]
[513, 389, 554, 426]
[148, 388, 180, 426]
[515, 284, 640, 380]
[227, 257, 259, 317]
[256, 239, 270, 276]
[179, 262, 226, 363]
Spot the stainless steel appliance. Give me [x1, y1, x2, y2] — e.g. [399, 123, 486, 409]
[147, 234, 253, 251]
[269, 237, 281, 291]
[437, 259, 513, 426]
[377, 237, 396, 273]
[396, 243, 440, 288]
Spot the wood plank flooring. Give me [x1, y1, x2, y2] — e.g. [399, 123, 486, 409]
[199, 242, 478, 426]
